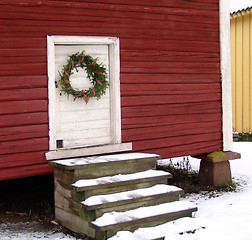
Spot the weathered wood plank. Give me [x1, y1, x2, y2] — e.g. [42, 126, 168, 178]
[0, 112, 48, 128]
[132, 132, 222, 152]
[121, 94, 221, 107]
[0, 1, 219, 15]
[0, 151, 46, 168]
[0, 100, 47, 114]
[122, 102, 221, 117]
[0, 137, 48, 155]
[121, 73, 221, 84]
[121, 83, 220, 95]
[0, 124, 48, 141]
[0, 63, 46, 76]
[0, 75, 47, 89]
[122, 122, 221, 141]
[0, 88, 47, 101]
[139, 140, 223, 159]
[121, 50, 220, 62]
[0, 163, 52, 181]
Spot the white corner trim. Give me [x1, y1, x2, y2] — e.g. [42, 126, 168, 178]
[46, 143, 132, 160]
[219, 0, 233, 151]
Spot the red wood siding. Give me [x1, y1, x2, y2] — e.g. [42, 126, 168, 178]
[0, 0, 222, 180]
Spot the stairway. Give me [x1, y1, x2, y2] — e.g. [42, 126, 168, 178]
[49, 153, 197, 240]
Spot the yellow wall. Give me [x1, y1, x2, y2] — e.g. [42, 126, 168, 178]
[231, 11, 252, 133]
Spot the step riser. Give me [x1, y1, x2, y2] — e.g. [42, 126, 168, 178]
[94, 208, 197, 240]
[55, 207, 95, 238]
[55, 191, 184, 222]
[50, 154, 161, 182]
[92, 192, 183, 218]
[55, 181, 184, 222]
[75, 177, 169, 199]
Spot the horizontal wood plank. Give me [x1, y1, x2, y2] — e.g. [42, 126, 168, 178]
[121, 83, 220, 95]
[122, 102, 221, 118]
[0, 124, 48, 142]
[122, 121, 221, 141]
[0, 163, 53, 181]
[152, 140, 223, 159]
[0, 75, 47, 89]
[132, 132, 222, 152]
[0, 151, 46, 168]
[0, 112, 48, 128]
[0, 88, 47, 101]
[120, 73, 221, 84]
[0, 137, 48, 155]
[0, 100, 48, 114]
[121, 94, 221, 107]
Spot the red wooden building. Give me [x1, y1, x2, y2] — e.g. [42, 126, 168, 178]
[0, 0, 233, 181]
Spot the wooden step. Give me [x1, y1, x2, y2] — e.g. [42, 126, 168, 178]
[49, 153, 161, 181]
[82, 184, 184, 218]
[72, 170, 172, 198]
[90, 201, 198, 240]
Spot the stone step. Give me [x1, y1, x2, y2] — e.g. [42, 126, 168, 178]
[49, 153, 161, 181]
[72, 170, 172, 198]
[82, 184, 184, 218]
[90, 201, 198, 240]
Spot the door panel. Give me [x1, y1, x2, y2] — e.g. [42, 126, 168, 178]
[54, 44, 111, 149]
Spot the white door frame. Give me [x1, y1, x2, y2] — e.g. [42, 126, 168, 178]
[46, 35, 132, 160]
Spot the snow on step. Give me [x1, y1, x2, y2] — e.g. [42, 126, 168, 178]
[53, 153, 160, 167]
[72, 170, 171, 188]
[82, 184, 182, 207]
[108, 217, 207, 240]
[92, 201, 197, 228]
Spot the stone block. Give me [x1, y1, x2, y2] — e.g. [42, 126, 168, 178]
[199, 160, 232, 187]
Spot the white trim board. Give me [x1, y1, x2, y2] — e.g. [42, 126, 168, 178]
[46, 36, 132, 160]
[220, 0, 233, 151]
[46, 143, 132, 160]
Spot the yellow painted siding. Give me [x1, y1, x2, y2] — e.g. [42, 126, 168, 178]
[231, 12, 252, 132]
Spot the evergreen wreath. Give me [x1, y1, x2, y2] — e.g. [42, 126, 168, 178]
[59, 51, 109, 104]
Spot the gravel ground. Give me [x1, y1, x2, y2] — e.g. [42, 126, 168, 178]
[0, 212, 85, 240]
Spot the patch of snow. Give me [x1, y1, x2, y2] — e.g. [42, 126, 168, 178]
[53, 153, 159, 167]
[72, 170, 169, 188]
[0, 221, 82, 240]
[108, 217, 207, 240]
[82, 184, 181, 206]
[92, 201, 196, 227]
[108, 142, 252, 240]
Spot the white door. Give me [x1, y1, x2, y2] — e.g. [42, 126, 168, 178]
[54, 44, 111, 149]
[46, 36, 132, 160]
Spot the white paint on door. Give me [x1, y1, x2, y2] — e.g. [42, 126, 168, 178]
[55, 45, 111, 149]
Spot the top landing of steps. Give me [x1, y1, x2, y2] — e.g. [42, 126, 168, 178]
[50, 153, 161, 169]
[49, 153, 162, 180]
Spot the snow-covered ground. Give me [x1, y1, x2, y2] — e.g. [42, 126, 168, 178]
[0, 142, 251, 240]
[110, 142, 252, 240]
